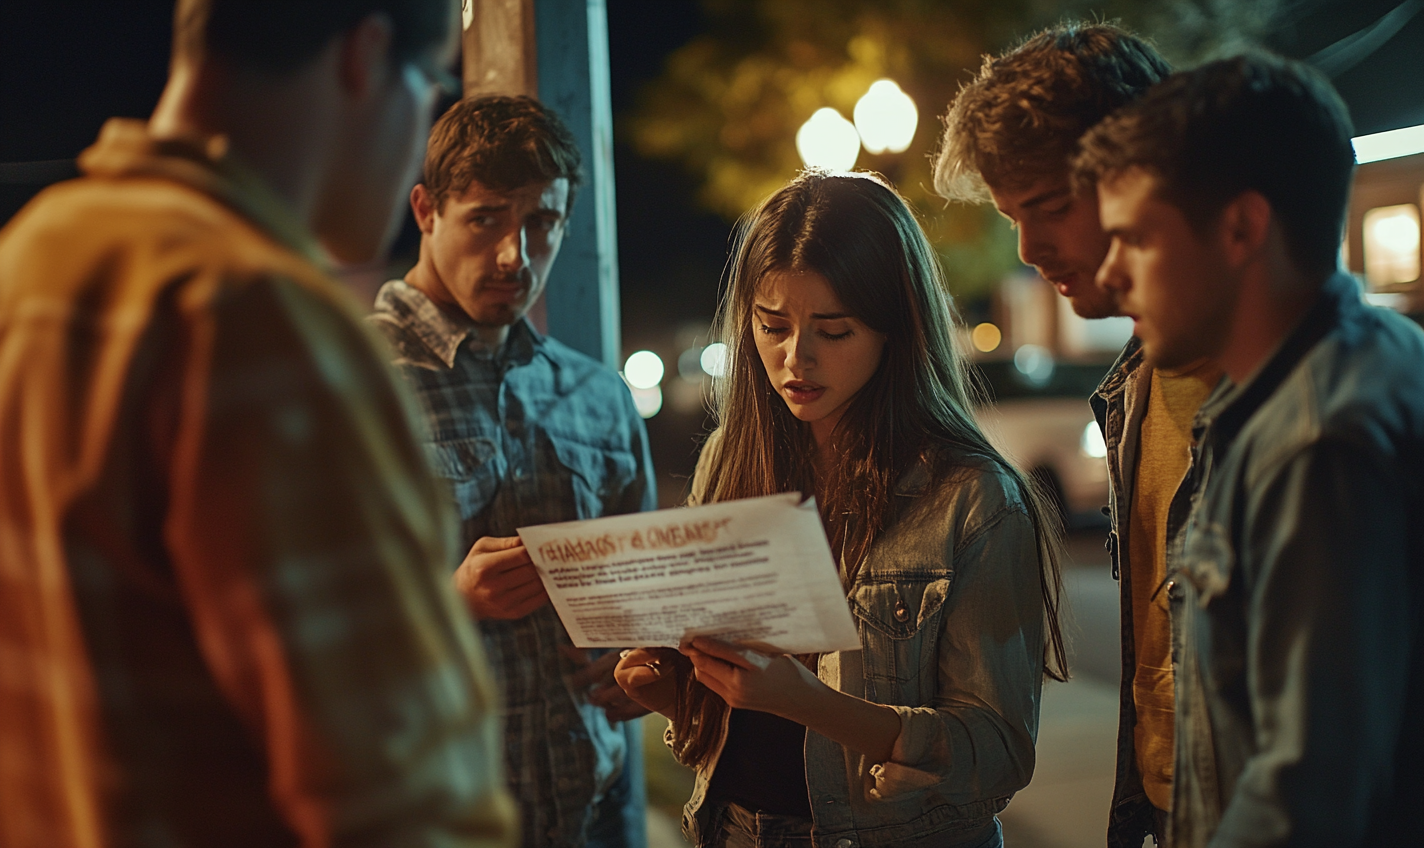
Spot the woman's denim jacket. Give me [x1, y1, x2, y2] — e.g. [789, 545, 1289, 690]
[680, 439, 1046, 848]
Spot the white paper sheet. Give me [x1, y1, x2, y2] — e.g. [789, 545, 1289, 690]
[517, 493, 861, 654]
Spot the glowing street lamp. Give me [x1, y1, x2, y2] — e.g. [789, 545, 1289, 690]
[853, 79, 918, 155]
[796, 107, 861, 171]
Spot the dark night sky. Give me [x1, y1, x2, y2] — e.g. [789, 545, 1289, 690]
[605, 1, 732, 334]
[0, 0, 733, 333]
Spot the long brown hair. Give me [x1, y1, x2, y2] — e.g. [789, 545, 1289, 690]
[670, 171, 1069, 769]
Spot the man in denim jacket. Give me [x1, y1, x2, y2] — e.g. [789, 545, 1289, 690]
[1078, 53, 1424, 847]
[936, 23, 1189, 847]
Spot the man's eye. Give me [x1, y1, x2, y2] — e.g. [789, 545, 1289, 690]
[472, 216, 499, 227]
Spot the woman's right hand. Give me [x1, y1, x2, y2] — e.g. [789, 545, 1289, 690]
[614, 647, 681, 717]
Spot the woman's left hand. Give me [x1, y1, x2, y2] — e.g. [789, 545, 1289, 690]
[679, 636, 824, 718]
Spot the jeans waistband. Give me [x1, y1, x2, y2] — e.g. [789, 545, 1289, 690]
[718, 802, 814, 846]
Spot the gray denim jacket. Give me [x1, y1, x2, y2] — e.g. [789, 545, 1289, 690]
[681, 439, 1046, 848]
[1171, 273, 1424, 847]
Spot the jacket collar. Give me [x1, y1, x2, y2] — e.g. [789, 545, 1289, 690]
[1092, 336, 1145, 406]
[78, 118, 326, 268]
[373, 279, 542, 370]
[895, 460, 933, 497]
[1195, 271, 1358, 445]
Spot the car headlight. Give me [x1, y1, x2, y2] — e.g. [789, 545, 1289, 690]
[1080, 421, 1107, 459]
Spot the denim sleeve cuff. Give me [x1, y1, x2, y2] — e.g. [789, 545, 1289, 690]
[867, 706, 942, 800]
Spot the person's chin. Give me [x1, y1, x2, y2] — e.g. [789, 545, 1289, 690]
[782, 399, 826, 423]
[1066, 290, 1120, 320]
[469, 300, 526, 326]
[1143, 337, 1195, 371]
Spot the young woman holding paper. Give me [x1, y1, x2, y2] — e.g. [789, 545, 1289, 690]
[615, 170, 1068, 848]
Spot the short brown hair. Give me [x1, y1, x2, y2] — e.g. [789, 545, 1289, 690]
[934, 22, 1170, 203]
[174, 0, 451, 72]
[1073, 52, 1355, 277]
[422, 95, 583, 213]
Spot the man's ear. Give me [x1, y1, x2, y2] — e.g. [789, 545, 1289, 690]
[336, 12, 395, 99]
[410, 183, 438, 234]
[1218, 190, 1273, 267]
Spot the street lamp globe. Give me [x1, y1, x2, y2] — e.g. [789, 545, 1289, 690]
[853, 79, 918, 155]
[796, 107, 861, 171]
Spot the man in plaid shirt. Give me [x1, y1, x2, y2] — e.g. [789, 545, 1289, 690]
[0, 2, 514, 847]
[371, 95, 656, 848]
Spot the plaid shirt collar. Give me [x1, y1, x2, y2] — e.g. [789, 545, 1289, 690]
[373, 280, 540, 369]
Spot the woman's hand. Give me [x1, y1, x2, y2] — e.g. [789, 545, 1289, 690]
[679, 636, 824, 718]
[613, 647, 682, 717]
[682, 636, 902, 763]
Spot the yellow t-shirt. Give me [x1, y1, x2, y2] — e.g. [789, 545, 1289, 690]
[1129, 359, 1222, 811]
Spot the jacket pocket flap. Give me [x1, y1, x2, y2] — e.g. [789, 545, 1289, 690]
[850, 578, 952, 639]
[424, 436, 496, 479]
[550, 439, 637, 492]
[1179, 519, 1234, 605]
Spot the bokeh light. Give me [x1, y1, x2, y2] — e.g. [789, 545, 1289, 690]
[623, 350, 665, 389]
[971, 322, 1002, 353]
[795, 108, 860, 171]
[629, 385, 663, 419]
[1081, 421, 1107, 459]
[700, 342, 728, 378]
[1013, 344, 1055, 387]
[1364, 204, 1421, 285]
[853, 79, 918, 155]
[677, 346, 704, 381]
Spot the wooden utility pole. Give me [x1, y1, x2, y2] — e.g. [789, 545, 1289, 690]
[461, 0, 622, 370]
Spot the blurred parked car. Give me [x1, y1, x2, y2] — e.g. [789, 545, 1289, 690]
[970, 355, 1111, 529]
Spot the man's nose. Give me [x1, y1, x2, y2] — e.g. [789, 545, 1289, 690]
[1096, 240, 1127, 293]
[496, 226, 530, 272]
[1017, 222, 1050, 269]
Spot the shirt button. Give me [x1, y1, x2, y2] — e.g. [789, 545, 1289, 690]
[1166, 579, 1178, 595]
[835, 839, 854, 848]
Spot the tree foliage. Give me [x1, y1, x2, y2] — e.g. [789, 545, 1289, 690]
[627, 0, 1283, 298]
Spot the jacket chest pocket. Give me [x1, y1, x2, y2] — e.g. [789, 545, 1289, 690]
[1178, 517, 1247, 689]
[551, 439, 638, 519]
[850, 577, 952, 706]
[424, 436, 502, 520]
[1179, 519, 1234, 607]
